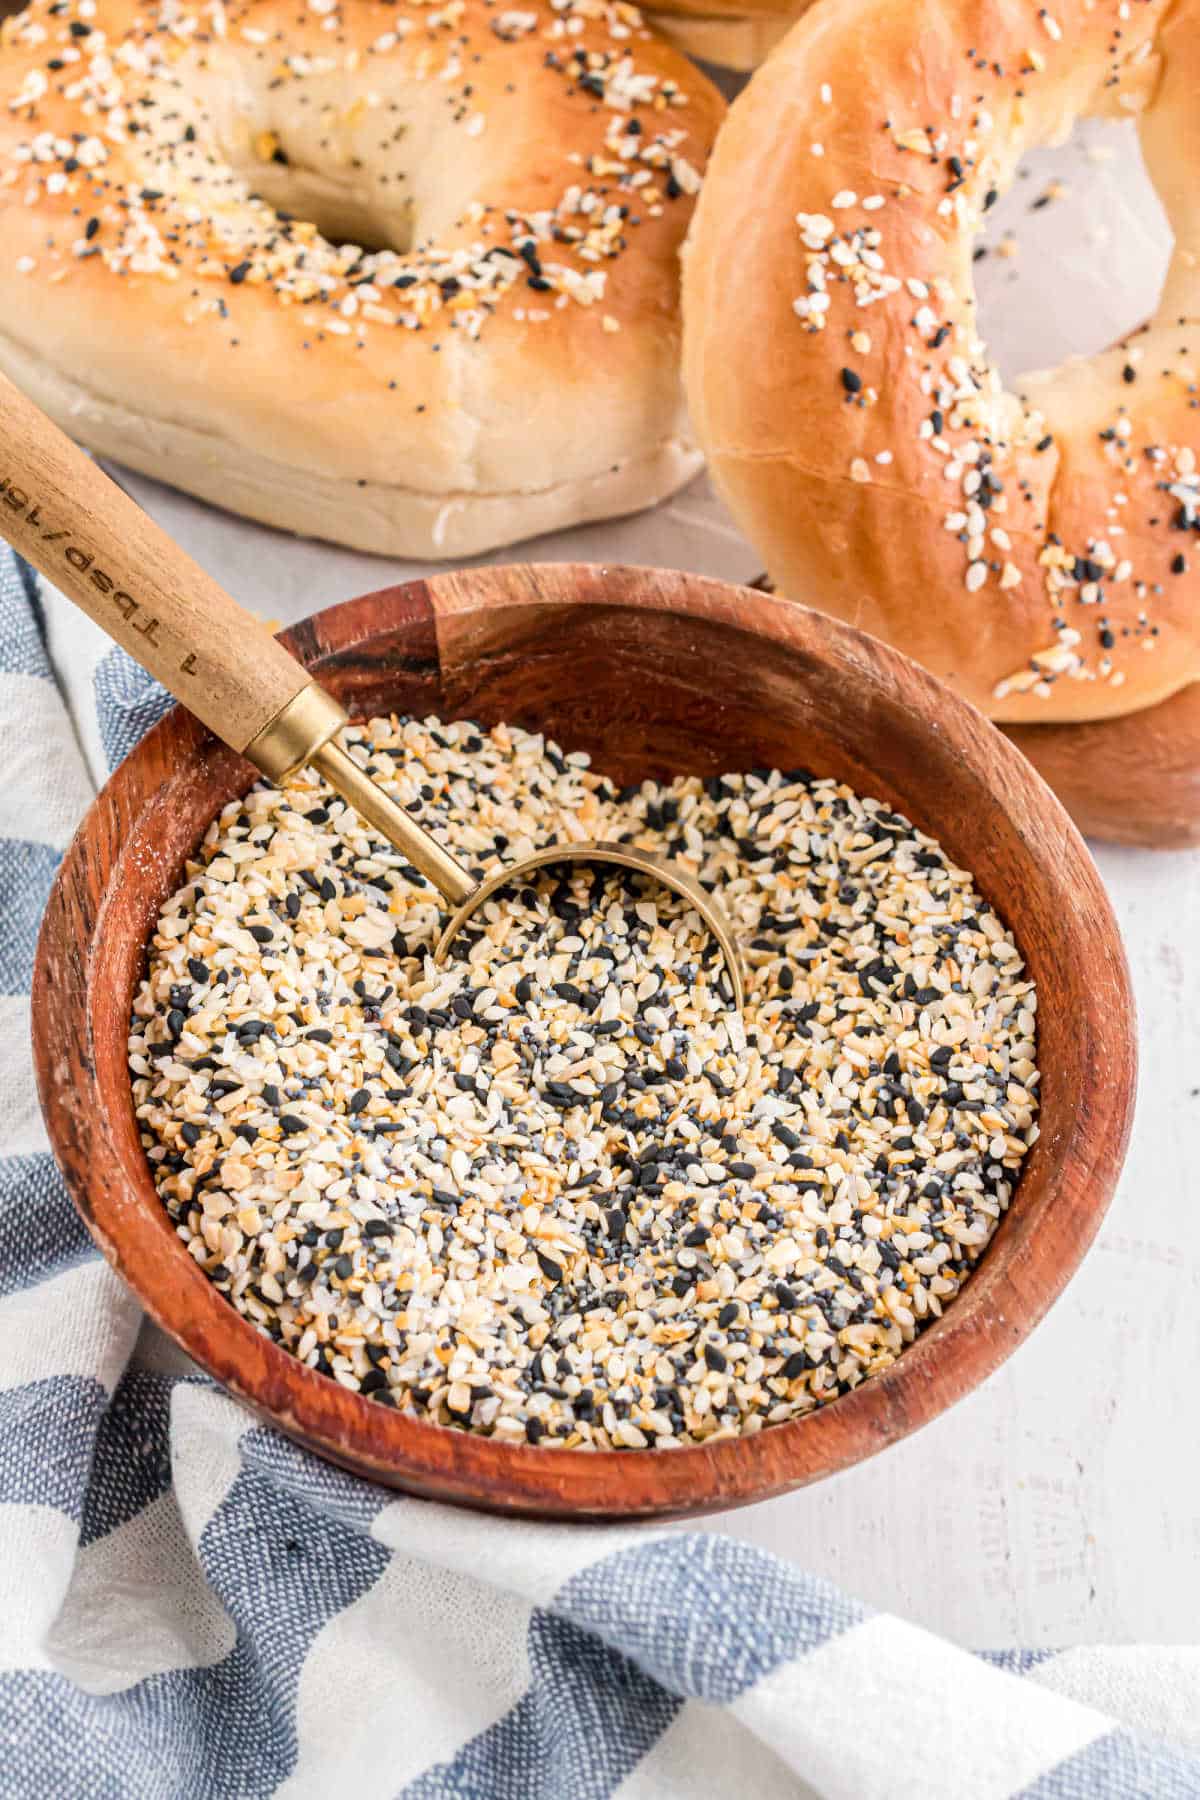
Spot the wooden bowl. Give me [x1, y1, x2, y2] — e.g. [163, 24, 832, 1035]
[32, 565, 1137, 1519]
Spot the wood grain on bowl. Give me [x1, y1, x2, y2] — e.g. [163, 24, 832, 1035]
[32, 565, 1137, 1520]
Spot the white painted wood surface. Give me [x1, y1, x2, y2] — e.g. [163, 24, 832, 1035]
[109, 120, 1198, 1649]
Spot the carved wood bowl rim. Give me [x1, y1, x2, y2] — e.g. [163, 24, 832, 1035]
[31, 564, 1137, 1520]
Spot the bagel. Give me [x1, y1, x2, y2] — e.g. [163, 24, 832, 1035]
[0, 0, 723, 559]
[683, 0, 1199, 731]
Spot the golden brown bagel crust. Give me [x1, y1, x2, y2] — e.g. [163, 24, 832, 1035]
[683, 0, 1200, 725]
[0, 0, 723, 558]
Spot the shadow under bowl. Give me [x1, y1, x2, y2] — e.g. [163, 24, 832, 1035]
[32, 563, 1137, 1520]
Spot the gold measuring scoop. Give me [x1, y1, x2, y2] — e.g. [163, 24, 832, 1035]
[0, 372, 743, 1008]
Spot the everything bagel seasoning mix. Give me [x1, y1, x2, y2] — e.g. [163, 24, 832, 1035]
[129, 716, 1039, 1449]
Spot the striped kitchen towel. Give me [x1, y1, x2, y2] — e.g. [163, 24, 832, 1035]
[1, 549, 1198, 1800]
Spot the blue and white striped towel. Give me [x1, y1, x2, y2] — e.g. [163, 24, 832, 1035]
[2, 546, 1198, 1800]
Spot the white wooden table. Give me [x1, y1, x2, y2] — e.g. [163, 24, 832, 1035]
[122, 119, 1199, 1650]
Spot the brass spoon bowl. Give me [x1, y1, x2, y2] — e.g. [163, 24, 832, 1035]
[433, 842, 744, 1008]
[303, 728, 745, 1007]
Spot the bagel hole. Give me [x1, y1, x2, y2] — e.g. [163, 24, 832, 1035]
[974, 119, 1171, 381]
[233, 139, 415, 257]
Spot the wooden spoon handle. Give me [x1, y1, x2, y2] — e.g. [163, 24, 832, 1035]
[0, 369, 311, 752]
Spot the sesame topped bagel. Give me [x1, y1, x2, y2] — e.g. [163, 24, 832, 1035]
[0, 0, 723, 558]
[683, 0, 1199, 725]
